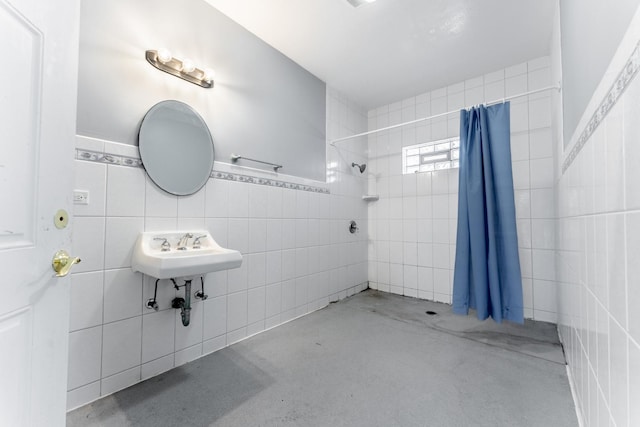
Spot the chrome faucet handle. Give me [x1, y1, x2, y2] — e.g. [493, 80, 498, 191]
[153, 237, 171, 252]
[192, 235, 207, 249]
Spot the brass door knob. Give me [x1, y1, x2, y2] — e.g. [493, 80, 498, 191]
[52, 250, 81, 277]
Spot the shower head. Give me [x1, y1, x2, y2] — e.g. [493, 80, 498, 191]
[351, 162, 366, 173]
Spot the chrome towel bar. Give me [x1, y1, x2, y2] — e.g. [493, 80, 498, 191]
[230, 153, 282, 172]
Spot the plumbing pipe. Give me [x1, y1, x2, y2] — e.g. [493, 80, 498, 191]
[171, 279, 192, 326]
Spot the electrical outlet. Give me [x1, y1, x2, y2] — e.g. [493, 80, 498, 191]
[73, 190, 89, 205]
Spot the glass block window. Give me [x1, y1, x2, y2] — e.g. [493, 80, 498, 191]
[402, 137, 460, 174]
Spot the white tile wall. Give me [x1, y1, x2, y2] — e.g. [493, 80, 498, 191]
[367, 58, 557, 320]
[142, 309, 175, 363]
[69, 272, 103, 332]
[67, 326, 102, 390]
[101, 316, 142, 378]
[106, 166, 145, 217]
[555, 39, 640, 427]
[67, 88, 369, 410]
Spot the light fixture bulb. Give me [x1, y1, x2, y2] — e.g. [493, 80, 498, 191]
[203, 68, 216, 82]
[157, 48, 172, 64]
[181, 59, 195, 73]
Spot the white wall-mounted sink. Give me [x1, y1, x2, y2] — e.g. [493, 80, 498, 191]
[131, 230, 242, 279]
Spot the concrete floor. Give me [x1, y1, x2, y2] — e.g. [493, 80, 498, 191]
[67, 290, 577, 427]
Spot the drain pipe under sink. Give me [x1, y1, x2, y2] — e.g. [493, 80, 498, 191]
[171, 279, 192, 326]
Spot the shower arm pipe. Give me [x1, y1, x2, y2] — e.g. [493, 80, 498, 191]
[330, 84, 561, 145]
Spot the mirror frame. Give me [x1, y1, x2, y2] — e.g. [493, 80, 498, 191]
[138, 100, 214, 196]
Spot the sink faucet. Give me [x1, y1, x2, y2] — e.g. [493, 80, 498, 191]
[177, 233, 193, 251]
[192, 235, 207, 249]
[153, 237, 171, 252]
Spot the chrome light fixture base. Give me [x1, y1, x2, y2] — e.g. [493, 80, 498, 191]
[145, 50, 213, 89]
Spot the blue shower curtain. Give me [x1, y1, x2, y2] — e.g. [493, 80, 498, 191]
[452, 102, 524, 324]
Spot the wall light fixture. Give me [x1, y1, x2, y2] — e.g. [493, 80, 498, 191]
[146, 49, 215, 89]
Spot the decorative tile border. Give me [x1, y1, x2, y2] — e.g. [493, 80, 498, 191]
[562, 40, 640, 174]
[210, 171, 330, 194]
[76, 149, 330, 194]
[77, 149, 143, 167]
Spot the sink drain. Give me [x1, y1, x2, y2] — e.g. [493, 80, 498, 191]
[426, 310, 437, 316]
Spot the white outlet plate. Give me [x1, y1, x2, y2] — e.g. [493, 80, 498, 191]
[73, 190, 89, 205]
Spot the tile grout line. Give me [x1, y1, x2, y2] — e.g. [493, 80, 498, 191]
[98, 164, 110, 396]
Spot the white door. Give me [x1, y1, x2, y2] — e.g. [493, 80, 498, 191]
[0, 0, 79, 425]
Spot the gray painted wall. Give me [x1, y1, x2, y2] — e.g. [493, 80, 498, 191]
[560, 0, 640, 145]
[77, 0, 326, 181]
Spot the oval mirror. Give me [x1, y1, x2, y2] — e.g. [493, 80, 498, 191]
[138, 100, 214, 196]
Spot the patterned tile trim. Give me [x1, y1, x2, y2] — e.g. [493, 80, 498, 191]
[76, 149, 143, 167]
[562, 41, 640, 174]
[210, 171, 330, 194]
[76, 149, 330, 194]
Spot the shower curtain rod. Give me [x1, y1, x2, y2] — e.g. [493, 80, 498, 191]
[330, 85, 561, 145]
